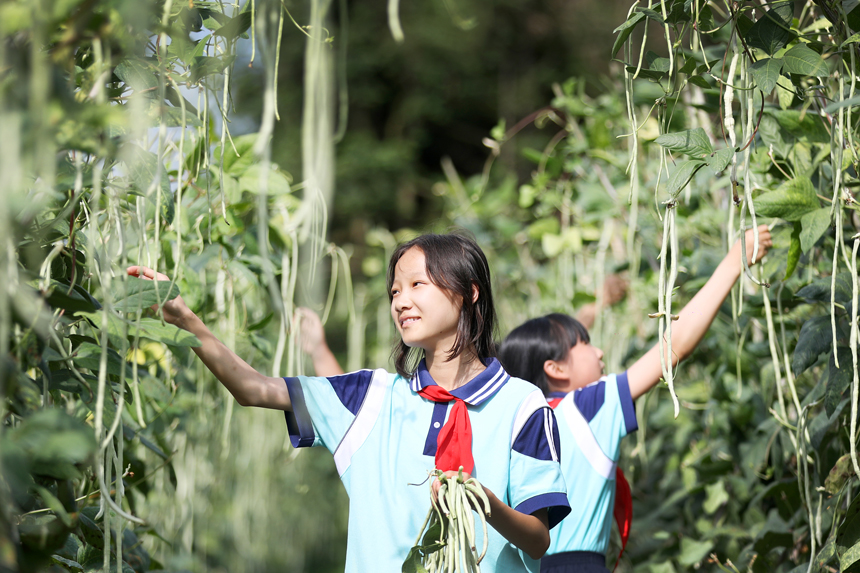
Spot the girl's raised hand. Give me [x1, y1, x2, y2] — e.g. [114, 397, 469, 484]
[737, 224, 773, 266]
[126, 266, 191, 327]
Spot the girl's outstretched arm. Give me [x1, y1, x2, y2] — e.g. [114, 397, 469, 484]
[626, 225, 773, 400]
[127, 266, 292, 411]
[297, 307, 345, 377]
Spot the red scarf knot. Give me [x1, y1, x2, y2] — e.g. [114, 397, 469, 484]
[418, 385, 474, 475]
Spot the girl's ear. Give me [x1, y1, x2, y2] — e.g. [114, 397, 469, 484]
[543, 359, 567, 382]
[471, 283, 479, 303]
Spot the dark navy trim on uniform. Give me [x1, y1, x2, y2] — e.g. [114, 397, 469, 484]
[541, 551, 607, 573]
[283, 377, 316, 447]
[513, 408, 562, 461]
[616, 371, 638, 434]
[422, 402, 450, 456]
[328, 370, 375, 415]
[410, 357, 509, 406]
[514, 492, 571, 529]
[547, 391, 568, 401]
[573, 381, 605, 423]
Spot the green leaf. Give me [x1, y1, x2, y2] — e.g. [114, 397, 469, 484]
[825, 347, 853, 417]
[824, 95, 860, 115]
[758, 115, 790, 158]
[776, 74, 795, 110]
[401, 547, 428, 573]
[782, 43, 829, 77]
[679, 57, 697, 75]
[112, 279, 181, 313]
[705, 148, 734, 173]
[634, 7, 665, 23]
[792, 315, 832, 376]
[799, 207, 831, 252]
[768, 110, 830, 144]
[120, 143, 175, 225]
[703, 481, 729, 514]
[796, 273, 853, 304]
[837, 494, 860, 571]
[825, 453, 855, 495]
[8, 409, 97, 480]
[842, 31, 860, 48]
[51, 555, 83, 573]
[655, 128, 714, 157]
[212, 11, 252, 42]
[749, 58, 784, 95]
[666, 159, 706, 197]
[754, 511, 793, 553]
[678, 538, 714, 566]
[645, 51, 672, 73]
[687, 75, 711, 89]
[753, 177, 819, 221]
[745, 1, 794, 55]
[45, 281, 101, 315]
[189, 54, 237, 84]
[72, 341, 132, 379]
[134, 318, 201, 347]
[33, 485, 73, 528]
[612, 13, 646, 57]
[114, 58, 158, 92]
[785, 221, 801, 279]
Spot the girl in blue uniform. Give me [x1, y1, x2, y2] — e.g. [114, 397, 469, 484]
[129, 232, 569, 573]
[497, 225, 772, 573]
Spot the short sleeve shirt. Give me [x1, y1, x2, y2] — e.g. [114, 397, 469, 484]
[546, 372, 637, 556]
[283, 358, 570, 573]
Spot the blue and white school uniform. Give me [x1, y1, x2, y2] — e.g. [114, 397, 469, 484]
[283, 358, 571, 573]
[543, 372, 637, 573]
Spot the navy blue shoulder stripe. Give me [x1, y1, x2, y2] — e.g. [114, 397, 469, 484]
[512, 407, 561, 462]
[328, 370, 375, 415]
[573, 381, 606, 423]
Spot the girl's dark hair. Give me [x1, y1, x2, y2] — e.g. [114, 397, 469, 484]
[387, 233, 497, 378]
[498, 313, 590, 395]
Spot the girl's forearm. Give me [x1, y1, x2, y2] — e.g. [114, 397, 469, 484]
[177, 311, 292, 410]
[311, 344, 345, 377]
[483, 488, 550, 560]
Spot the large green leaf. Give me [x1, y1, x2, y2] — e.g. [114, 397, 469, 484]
[666, 159, 706, 196]
[189, 54, 237, 84]
[745, 1, 794, 55]
[825, 346, 853, 417]
[611, 12, 645, 58]
[705, 148, 734, 172]
[753, 177, 819, 221]
[837, 494, 860, 571]
[114, 58, 159, 92]
[799, 207, 831, 252]
[749, 58, 784, 95]
[782, 43, 829, 77]
[758, 115, 790, 157]
[768, 110, 830, 144]
[212, 11, 252, 42]
[134, 318, 201, 347]
[112, 279, 181, 313]
[655, 128, 714, 157]
[796, 272, 853, 304]
[44, 281, 101, 315]
[791, 315, 832, 376]
[678, 538, 714, 566]
[8, 409, 97, 480]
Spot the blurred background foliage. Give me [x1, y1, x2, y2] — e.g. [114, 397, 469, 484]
[2, 0, 860, 571]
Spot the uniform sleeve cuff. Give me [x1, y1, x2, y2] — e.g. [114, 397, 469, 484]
[514, 492, 571, 529]
[616, 371, 638, 435]
[283, 377, 316, 447]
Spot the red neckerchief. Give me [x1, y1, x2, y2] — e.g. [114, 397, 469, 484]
[549, 398, 631, 571]
[418, 385, 474, 474]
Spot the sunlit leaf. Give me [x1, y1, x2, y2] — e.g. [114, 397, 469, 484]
[749, 58, 784, 95]
[666, 159, 705, 197]
[655, 128, 714, 157]
[837, 495, 860, 571]
[112, 279, 181, 313]
[799, 207, 831, 252]
[782, 43, 829, 77]
[753, 177, 820, 221]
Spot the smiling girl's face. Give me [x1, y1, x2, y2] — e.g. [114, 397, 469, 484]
[390, 247, 463, 353]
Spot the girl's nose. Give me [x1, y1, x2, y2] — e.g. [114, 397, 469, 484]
[595, 347, 604, 360]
